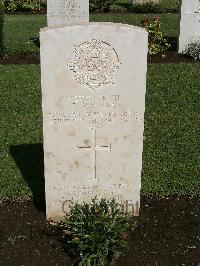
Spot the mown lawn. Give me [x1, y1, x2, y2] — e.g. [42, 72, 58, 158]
[3, 13, 179, 55]
[0, 64, 199, 200]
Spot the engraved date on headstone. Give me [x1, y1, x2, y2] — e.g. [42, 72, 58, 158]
[49, 95, 141, 126]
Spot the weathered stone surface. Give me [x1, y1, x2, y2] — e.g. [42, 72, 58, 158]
[40, 23, 148, 221]
[47, 0, 89, 27]
[179, 0, 200, 53]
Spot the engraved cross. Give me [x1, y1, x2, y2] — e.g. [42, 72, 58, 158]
[77, 127, 111, 180]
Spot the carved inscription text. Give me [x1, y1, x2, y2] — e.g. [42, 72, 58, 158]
[49, 95, 141, 127]
[48, 0, 87, 21]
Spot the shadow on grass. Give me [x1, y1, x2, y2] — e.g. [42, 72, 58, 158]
[9, 143, 45, 213]
[168, 36, 178, 51]
[30, 36, 40, 48]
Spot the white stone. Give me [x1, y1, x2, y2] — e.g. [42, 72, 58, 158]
[47, 0, 89, 27]
[40, 23, 148, 221]
[179, 0, 200, 53]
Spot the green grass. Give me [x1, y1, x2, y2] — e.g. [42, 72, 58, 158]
[0, 65, 43, 200]
[143, 64, 200, 196]
[0, 64, 199, 200]
[3, 13, 178, 55]
[4, 14, 46, 55]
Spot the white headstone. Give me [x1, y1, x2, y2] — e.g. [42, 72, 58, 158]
[179, 0, 200, 53]
[40, 23, 148, 221]
[47, 0, 89, 27]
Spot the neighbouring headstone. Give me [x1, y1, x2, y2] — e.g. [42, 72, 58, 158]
[179, 0, 200, 53]
[40, 23, 148, 221]
[47, 0, 89, 27]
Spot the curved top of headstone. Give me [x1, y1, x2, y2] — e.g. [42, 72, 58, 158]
[41, 22, 148, 35]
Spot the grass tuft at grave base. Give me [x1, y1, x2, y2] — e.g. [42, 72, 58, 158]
[0, 63, 199, 200]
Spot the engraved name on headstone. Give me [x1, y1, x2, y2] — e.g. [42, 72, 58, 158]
[40, 23, 148, 221]
[47, 0, 89, 27]
[179, 0, 200, 53]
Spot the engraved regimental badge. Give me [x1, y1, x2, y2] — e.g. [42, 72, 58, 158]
[68, 38, 120, 90]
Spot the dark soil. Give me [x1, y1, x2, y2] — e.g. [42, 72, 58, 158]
[0, 200, 74, 266]
[5, 10, 47, 15]
[0, 196, 199, 266]
[0, 51, 198, 65]
[118, 196, 200, 266]
[0, 55, 40, 65]
[148, 51, 198, 64]
[6, 8, 179, 16]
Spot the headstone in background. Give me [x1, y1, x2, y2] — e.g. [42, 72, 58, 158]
[179, 0, 200, 53]
[47, 0, 89, 27]
[40, 23, 148, 221]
